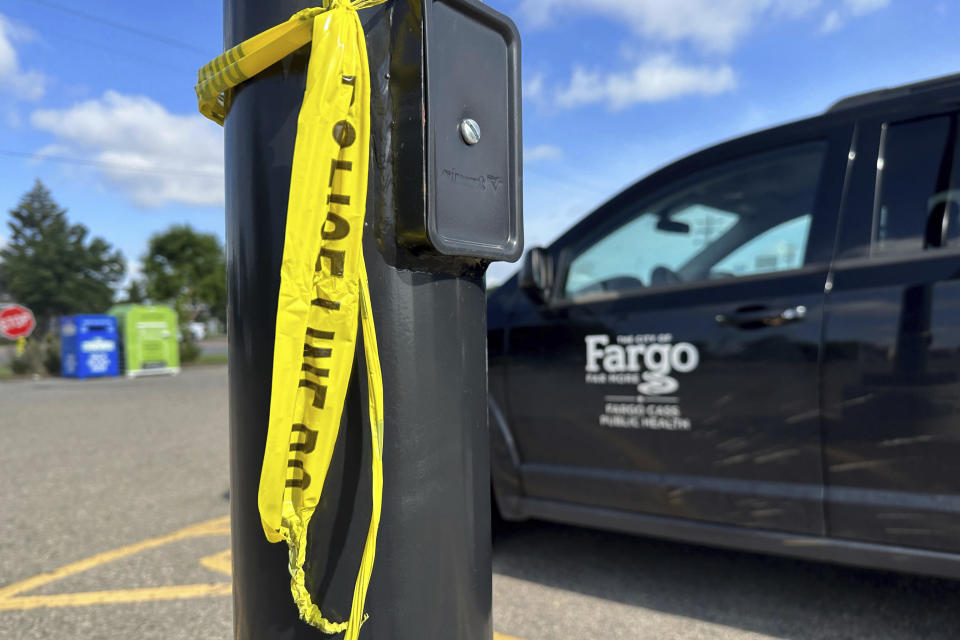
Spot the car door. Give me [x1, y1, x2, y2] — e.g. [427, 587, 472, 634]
[822, 106, 960, 553]
[503, 123, 852, 535]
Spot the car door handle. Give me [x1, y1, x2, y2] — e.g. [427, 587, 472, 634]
[715, 305, 807, 329]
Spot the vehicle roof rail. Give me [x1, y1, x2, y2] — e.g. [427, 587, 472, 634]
[826, 72, 960, 113]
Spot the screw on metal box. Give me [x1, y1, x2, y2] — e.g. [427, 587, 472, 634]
[459, 118, 481, 145]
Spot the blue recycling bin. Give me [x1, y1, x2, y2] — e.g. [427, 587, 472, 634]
[61, 315, 120, 379]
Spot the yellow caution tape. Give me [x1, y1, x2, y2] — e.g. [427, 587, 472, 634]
[196, 2, 386, 637]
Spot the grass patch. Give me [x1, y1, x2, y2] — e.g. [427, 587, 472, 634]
[0, 366, 13, 379]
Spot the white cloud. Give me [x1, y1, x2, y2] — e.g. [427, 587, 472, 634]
[820, 10, 844, 32]
[556, 55, 736, 110]
[821, 0, 890, 32]
[119, 258, 144, 291]
[525, 72, 545, 101]
[520, 1, 894, 50]
[844, 0, 891, 16]
[519, 1, 893, 110]
[4, 106, 21, 128]
[30, 91, 224, 208]
[0, 14, 45, 101]
[525, 144, 564, 162]
[519, 0, 821, 53]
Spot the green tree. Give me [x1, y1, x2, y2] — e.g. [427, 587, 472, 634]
[120, 279, 148, 304]
[0, 180, 125, 330]
[142, 225, 226, 324]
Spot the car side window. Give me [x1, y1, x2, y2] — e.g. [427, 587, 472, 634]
[710, 215, 812, 278]
[562, 143, 826, 299]
[873, 114, 960, 256]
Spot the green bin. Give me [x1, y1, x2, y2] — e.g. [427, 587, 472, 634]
[108, 304, 180, 377]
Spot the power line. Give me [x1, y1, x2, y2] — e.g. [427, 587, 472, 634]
[43, 29, 195, 73]
[16, 0, 210, 56]
[0, 149, 223, 179]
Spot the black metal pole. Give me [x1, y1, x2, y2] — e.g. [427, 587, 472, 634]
[224, 2, 493, 638]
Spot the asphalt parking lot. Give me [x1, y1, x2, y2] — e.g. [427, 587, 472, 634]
[2, 366, 960, 639]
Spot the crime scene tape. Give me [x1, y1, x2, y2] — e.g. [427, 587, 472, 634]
[196, 1, 387, 637]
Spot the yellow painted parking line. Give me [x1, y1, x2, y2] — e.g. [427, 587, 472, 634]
[0, 516, 527, 640]
[177, 551, 527, 640]
[0, 583, 233, 612]
[0, 516, 230, 611]
[199, 549, 233, 577]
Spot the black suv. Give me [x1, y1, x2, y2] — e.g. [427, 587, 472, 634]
[488, 73, 960, 579]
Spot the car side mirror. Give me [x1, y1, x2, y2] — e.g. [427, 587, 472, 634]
[518, 247, 553, 303]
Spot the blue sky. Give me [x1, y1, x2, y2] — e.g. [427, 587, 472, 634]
[0, 0, 957, 285]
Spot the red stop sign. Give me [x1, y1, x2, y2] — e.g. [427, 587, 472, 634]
[0, 304, 36, 339]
